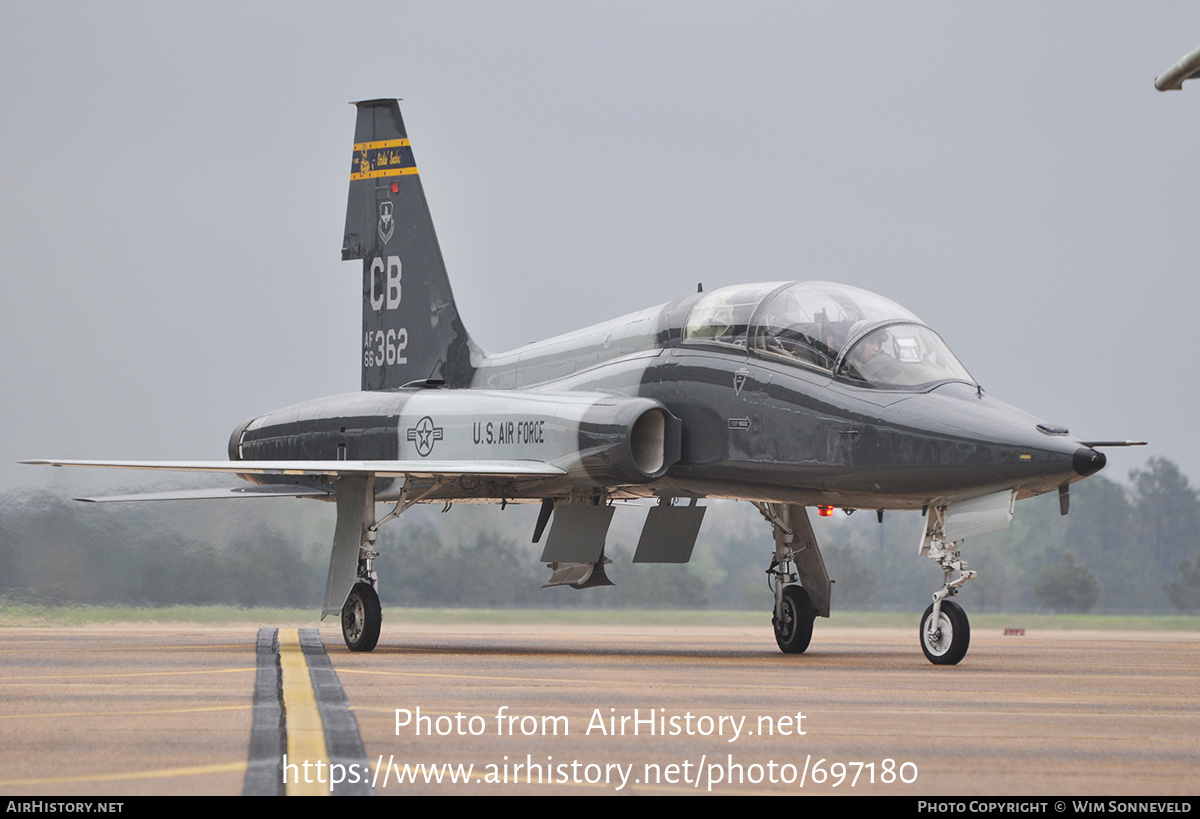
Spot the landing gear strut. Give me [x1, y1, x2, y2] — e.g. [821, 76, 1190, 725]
[919, 506, 977, 666]
[757, 503, 830, 655]
[325, 474, 417, 653]
[340, 492, 382, 652]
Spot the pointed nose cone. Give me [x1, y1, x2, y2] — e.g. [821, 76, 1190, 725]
[1073, 447, 1106, 477]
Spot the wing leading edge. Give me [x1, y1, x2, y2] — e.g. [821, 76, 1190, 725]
[21, 459, 567, 502]
[22, 458, 566, 477]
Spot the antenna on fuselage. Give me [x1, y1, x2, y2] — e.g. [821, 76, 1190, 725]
[698, 282, 703, 293]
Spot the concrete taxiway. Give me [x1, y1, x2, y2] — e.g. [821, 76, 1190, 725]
[0, 621, 1197, 795]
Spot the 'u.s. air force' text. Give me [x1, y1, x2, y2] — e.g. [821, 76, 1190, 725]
[473, 420, 545, 445]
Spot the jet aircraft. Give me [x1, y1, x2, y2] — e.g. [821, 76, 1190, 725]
[27, 100, 1137, 665]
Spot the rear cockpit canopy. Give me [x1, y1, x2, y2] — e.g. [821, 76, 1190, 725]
[684, 281, 974, 389]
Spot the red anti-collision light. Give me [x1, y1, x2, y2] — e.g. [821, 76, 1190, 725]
[817, 505, 834, 517]
[391, 181, 399, 193]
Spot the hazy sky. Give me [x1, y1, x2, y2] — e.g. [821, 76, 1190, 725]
[3, 2, 1199, 497]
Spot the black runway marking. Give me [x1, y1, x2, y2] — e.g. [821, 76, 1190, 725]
[300, 628, 374, 795]
[243, 627, 283, 796]
[243, 628, 374, 796]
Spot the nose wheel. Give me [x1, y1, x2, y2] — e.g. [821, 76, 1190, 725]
[341, 582, 382, 652]
[920, 599, 969, 665]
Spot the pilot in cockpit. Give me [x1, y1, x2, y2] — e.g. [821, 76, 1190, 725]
[846, 327, 896, 382]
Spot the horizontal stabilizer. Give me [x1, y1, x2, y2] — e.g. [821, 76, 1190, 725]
[75, 485, 334, 503]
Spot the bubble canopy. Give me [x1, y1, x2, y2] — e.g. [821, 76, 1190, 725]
[683, 281, 975, 388]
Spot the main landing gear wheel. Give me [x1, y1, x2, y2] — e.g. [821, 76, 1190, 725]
[774, 585, 815, 654]
[920, 600, 969, 665]
[342, 582, 381, 652]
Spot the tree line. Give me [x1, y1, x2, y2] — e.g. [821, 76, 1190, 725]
[1, 457, 1196, 613]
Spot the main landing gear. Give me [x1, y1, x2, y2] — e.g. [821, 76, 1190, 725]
[340, 498, 384, 652]
[325, 474, 413, 652]
[757, 503, 831, 655]
[342, 582, 382, 652]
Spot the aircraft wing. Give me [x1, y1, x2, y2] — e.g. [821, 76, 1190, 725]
[21, 459, 568, 502]
[22, 458, 566, 477]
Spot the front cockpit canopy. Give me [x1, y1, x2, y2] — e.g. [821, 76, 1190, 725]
[684, 281, 974, 389]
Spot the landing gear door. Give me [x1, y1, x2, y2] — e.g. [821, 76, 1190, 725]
[538, 504, 615, 564]
[322, 474, 373, 618]
[943, 490, 1016, 544]
[632, 501, 706, 563]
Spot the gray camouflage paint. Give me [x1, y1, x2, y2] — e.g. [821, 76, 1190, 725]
[231, 99, 1104, 513]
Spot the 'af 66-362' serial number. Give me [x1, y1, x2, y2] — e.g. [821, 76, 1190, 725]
[364, 329, 408, 367]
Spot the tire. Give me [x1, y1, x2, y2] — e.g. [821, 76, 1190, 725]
[920, 600, 969, 665]
[773, 585, 815, 654]
[342, 582, 382, 652]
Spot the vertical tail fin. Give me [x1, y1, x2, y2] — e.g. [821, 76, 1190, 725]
[343, 99, 475, 390]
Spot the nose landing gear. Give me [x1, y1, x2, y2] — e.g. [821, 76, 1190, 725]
[919, 506, 977, 666]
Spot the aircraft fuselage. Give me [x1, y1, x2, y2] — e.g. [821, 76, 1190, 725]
[233, 287, 1102, 511]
